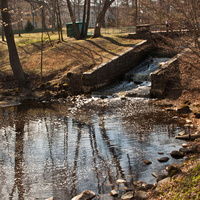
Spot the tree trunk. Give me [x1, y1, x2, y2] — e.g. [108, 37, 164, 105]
[93, 0, 115, 38]
[81, 0, 87, 37]
[84, 0, 90, 37]
[66, 0, 81, 39]
[1, 0, 26, 86]
[1, 23, 5, 41]
[80, 0, 90, 38]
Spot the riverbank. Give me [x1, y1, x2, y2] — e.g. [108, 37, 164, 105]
[148, 52, 200, 199]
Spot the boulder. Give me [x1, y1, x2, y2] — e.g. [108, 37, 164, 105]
[152, 171, 168, 182]
[157, 157, 169, 163]
[166, 164, 182, 177]
[121, 191, 134, 200]
[157, 177, 171, 186]
[134, 190, 148, 200]
[71, 190, 95, 200]
[179, 147, 193, 154]
[170, 150, 185, 159]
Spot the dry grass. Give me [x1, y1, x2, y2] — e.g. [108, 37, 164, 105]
[0, 32, 141, 82]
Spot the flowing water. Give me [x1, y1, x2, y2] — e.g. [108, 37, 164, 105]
[93, 57, 170, 98]
[0, 57, 186, 200]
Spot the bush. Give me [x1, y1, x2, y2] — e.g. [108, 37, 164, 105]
[25, 20, 34, 32]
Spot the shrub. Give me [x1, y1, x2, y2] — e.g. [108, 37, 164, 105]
[25, 20, 34, 32]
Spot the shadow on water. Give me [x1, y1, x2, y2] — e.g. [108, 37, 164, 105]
[0, 99, 186, 199]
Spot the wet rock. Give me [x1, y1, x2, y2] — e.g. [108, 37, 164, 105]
[121, 191, 134, 200]
[134, 190, 148, 200]
[133, 181, 147, 191]
[178, 130, 186, 136]
[116, 179, 127, 184]
[110, 190, 118, 197]
[144, 184, 155, 190]
[157, 177, 171, 186]
[177, 106, 192, 114]
[166, 164, 182, 177]
[123, 187, 134, 192]
[170, 150, 185, 159]
[157, 157, 169, 163]
[143, 160, 152, 165]
[182, 143, 189, 148]
[152, 171, 168, 182]
[71, 190, 95, 200]
[158, 152, 164, 155]
[179, 147, 193, 154]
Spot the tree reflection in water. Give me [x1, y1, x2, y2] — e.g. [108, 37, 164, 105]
[0, 100, 184, 199]
[9, 106, 25, 200]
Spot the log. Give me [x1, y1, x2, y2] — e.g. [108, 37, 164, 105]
[175, 134, 200, 140]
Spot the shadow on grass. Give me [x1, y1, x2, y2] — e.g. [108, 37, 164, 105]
[103, 36, 136, 47]
[85, 40, 118, 56]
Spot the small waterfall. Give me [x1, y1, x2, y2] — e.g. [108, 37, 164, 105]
[93, 57, 170, 98]
[125, 58, 168, 83]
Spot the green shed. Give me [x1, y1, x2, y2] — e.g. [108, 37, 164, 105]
[66, 22, 85, 37]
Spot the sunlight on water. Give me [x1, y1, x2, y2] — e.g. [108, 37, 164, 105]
[0, 97, 185, 199]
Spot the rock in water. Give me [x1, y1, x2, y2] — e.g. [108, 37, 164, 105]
[116, 179, 127, 184]
[121, 191, 134, 200]
[134, 190, 148, 199]
[110, 190, 118, 196]
[71, 190, 95, 200]
[144, 160, 152, 165]
[157, 157, 169, 162]
[170, 150, 184, 159]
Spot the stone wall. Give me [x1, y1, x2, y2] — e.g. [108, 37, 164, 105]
[150, 52, 183, 98]
[82, 40, 153, 93]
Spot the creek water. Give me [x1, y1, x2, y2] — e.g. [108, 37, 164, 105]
[0, 57, 186, 200]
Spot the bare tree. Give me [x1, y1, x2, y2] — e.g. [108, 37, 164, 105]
[81, 0, 90, 38]
[93, 0, 115, 38]
[0, 0, 26, 86]
[66, 0, 81, 39]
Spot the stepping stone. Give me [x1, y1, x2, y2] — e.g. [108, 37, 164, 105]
[157, 157, 169, 162]
[170, 150, 185, 159]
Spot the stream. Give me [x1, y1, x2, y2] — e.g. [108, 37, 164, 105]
[0, 57, 186, 200]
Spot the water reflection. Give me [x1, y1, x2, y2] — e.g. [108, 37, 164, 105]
[0, 99, 184, 199]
